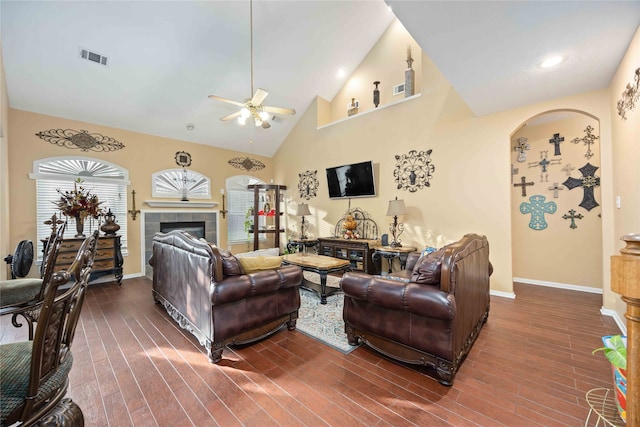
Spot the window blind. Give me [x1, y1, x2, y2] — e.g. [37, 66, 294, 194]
[226, 175, 264, 243]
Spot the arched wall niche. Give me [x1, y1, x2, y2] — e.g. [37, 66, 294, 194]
[509, 108, 603, 292]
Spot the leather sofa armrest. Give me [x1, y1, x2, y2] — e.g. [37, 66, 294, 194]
[341, 272, 454, 320]
[212, 266, 302, 306]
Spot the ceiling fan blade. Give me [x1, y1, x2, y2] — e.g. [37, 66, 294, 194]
[261, 120, 271, 129]
[208, 95, 245, 108]
[251, 88, 269, 106]
[220, 111, 242, 121]
[263, 106, 296, 116]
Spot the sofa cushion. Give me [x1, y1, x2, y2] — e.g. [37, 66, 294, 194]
[238, 256, 283, 274]
[411, 247, 446, 285]
[219, 250, 244, 276]
[236, 248, 280, 258]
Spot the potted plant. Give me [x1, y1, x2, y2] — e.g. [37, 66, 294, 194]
[593, 335, 627, 422]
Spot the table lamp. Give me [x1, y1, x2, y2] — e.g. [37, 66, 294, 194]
[296, 203, 311, 239]
[386, 197, 407, 247]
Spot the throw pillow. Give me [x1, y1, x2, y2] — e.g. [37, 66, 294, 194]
[219, 250, 244, 276]
[238, 256, 283, 274]
[235, 247, 280, 258]
[411, 247, 446, 285]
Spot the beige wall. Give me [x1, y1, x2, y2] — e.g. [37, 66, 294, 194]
[511, 114, 602, 288]
[1, 38, 10, 280]
[7, 109, 274, 277]
[609, 25, 640, 318]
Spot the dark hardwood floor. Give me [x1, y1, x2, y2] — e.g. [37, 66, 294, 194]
[0, 278, 622, 426]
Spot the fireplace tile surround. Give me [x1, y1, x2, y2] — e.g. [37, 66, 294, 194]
[142, 210, 218, 278]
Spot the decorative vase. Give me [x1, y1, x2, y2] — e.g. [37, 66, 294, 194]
[405, 46, 415, 97]
[611, 364, 627, 422]
[373, 81, 380, 108]
[100, 209, 121, 236]
[347, 98, 359, 117]
[74, 214, 85, 238]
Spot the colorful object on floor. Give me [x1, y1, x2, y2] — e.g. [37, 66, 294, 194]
[562, 162, 601, 211]
[601, 335, 627, 422]
[562, 209, 583, 229]
[296, 287, 358, 354]
[515, 137, 530, 162]
[513, 176, 534, 197]
[548, 182, 564, 198]
[548, 133, 564, 156]
[528, 151, 561, 182]
[520, 195, 557, 230]
[571, 125, 599, 160]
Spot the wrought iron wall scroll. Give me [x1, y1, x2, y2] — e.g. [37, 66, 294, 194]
[35, 129, 125, 152]
[394, 149, 435, 192]
[228, 157, 266, 171]
[298, 170, 319, 200]
[617, 67, 640, 120]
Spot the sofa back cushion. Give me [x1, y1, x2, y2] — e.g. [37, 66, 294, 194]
[411, 247, 446, 285]
[219, 250, 244, 276]
[238, 256, 284, 274]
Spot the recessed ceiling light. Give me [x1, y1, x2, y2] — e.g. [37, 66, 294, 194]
[541, 56, 563, 68]
[337, 68, 347, 79]
[186, 123, 194, 131]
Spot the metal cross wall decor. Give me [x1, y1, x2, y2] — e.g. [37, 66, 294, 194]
[298, 170, 319, 200]
[617, 67, 640, 120]
[562, 162, 601, 211]
[228, 157, 266, 171]
[35, 129, 125, 152]
[548, 133, 564, 156]
[570, 125, 599, 160]
[520, 195, 557, 231]
[528, 151, 561, 182]
[394, 149, 435, 192]
[562, 209, 584, 229]
[561, 163, 575, 176]
[513, 176, 534, 197]
[548, 182, 564, 198]
[514, 137, 530, 163]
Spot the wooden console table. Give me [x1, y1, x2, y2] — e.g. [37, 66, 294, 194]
[373, 246, 418, 274]
[317, 237, 380, 274]
[43, 235, 123, 285]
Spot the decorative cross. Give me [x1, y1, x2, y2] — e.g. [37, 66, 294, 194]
[562, 162, 600, 211]
[511, 164, 519, 184]
[44, 213, 65, 233]
[520, 195, 557, 230]
[561, 163, 575, 176]
[562, 209, 584, 229]
[529, 151, 561, 182]
[549, 133, 564, 156]
[514, 137, 530, 163]
[513, 176, 534, 197]
[548, 182, 564, 198]
[570, 125, 599, 160]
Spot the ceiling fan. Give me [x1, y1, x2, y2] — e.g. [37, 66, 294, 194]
[208, 0, 295, 129]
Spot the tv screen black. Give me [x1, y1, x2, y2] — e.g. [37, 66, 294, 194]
[326, 161, 376, 199]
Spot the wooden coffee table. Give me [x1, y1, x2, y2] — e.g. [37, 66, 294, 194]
[282, 253, 350, 304]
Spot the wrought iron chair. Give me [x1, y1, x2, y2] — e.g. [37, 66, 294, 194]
[0, 229, 98, 426]
[0, 223, 66, 340]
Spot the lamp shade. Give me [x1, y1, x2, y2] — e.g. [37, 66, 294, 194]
[296, 203, 311, 216]
[386, 198, 407, 216]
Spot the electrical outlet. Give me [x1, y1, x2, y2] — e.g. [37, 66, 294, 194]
[616, 196, 621, 209]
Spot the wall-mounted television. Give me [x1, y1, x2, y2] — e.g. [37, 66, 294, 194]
[326, 160, 376, 199]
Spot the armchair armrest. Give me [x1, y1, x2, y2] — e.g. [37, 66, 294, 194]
[212, 266, 302, 305]
[341, 272, 454, 320]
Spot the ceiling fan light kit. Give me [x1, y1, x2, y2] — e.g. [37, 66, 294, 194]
[209, 0, 295, 131]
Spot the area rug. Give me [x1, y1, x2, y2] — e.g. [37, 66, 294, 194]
[296, 287, 359, 354]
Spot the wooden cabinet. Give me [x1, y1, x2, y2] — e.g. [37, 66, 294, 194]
[317, 237, 380, 274]
[43, 235, 123, 285]
[247, 184, 286, 251]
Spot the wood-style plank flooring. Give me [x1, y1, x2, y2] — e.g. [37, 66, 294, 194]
[0, 278, 622, 426]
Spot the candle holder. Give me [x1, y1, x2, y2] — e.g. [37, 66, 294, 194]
[128, 190, 140, 221]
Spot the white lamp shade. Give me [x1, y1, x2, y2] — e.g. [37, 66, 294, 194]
[386, 198, 407, 216]
[296, 203, 311, 216]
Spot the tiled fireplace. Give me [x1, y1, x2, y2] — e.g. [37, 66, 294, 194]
[142, 210, 218, 278]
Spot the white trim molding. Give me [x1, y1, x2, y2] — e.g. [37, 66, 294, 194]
[490, 290, 516, 299]
[513, 277, 603, 294]
[600, 307, 627, 335]
[144, 200, 218, 208]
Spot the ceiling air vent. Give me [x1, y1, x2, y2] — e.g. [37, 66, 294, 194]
[79, 47, 108, 66]
[393, 83, 405, 96]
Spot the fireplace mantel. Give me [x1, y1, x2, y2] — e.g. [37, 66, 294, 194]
[144, 200, 218, 208]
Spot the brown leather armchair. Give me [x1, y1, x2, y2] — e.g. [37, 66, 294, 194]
[342, 233, 491, 385]
[149, 230, 302, 363]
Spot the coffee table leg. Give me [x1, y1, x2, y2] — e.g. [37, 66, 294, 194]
[319, 272, 328, 304]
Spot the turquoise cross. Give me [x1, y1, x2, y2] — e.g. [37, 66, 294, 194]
[520, 195, 557, 230]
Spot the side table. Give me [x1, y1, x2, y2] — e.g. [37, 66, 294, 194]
[286, 238, 319, 254]
[373, 246, 417, 274]
[584, 388, 625, 426]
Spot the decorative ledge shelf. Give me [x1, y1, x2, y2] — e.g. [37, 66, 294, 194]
[317, 93, 422, 130]
[144, 200, 218, 208]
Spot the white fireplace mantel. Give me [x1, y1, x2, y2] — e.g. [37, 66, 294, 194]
[144, 200, 218, 208]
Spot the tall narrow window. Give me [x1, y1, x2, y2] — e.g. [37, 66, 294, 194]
[226, 175, 264, 243]
[30, 156, 130, 259]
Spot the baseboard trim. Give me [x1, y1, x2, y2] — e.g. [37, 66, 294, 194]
[490, 290, 516, 299]
[123, 273, 144, 280]
[513, 277, 602, 294]
[600, 308, 627, 335]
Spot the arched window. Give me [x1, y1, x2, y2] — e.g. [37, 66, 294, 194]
[226, 175, 264, 243]
[151, 168, 210, 199]
[30, 156, 129, 258]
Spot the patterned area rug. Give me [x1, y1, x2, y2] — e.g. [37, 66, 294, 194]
[296, 287, 359, 354]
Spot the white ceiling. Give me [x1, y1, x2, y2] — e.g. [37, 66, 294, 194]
[2, 1, 639, 157]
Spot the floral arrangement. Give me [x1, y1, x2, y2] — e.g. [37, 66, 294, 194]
[258, 208, 276, 216]
[55, 179, 103, 219]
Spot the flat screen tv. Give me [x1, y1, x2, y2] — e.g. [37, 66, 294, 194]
[326, 161, 376, 199]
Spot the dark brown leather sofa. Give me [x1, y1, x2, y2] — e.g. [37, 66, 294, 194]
[341, 233, 491, 385]
[149, 230, 302, 363]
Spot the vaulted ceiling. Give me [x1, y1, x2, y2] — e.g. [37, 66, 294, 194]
[2, 1, 639, 157]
